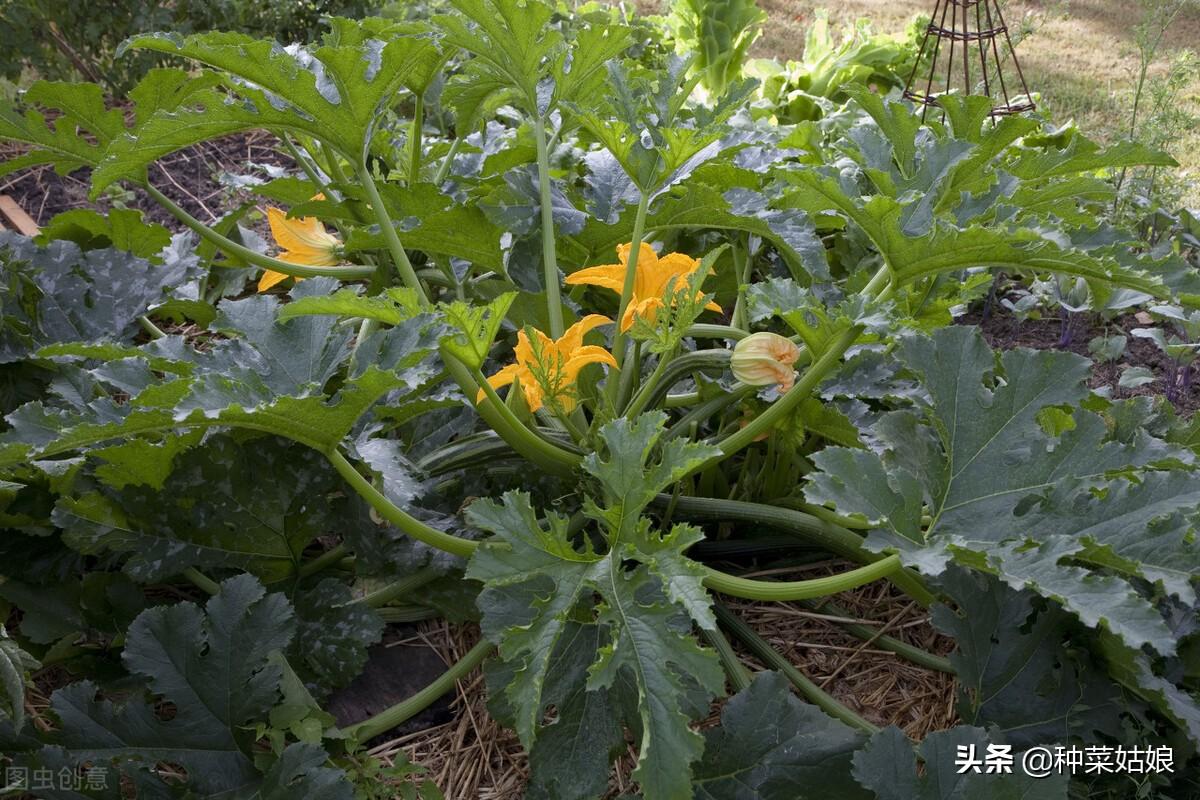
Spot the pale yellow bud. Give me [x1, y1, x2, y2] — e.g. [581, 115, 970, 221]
[730, 332, 801, 392]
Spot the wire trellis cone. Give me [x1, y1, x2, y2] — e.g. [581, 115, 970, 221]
[903, 0, 1035, 120]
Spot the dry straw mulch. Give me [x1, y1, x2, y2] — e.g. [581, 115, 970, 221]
[370, 567, 959, 800]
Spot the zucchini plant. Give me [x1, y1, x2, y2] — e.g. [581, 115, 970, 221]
[0, 2, 1197, 798]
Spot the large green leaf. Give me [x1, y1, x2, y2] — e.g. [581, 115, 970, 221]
[54, 435, 345, 583]
[45, 575, 353, 798]
[0, 280, 442, 466]
[37, 209, 173, 260]
[692, 671, 868, 799]
[804, 326, 1194, 655]
[0, 82, 125, 176]
[291, 578, 385, 695]
[467, 413, 724, 800]
[0, 626, 39, 735]
[93, 20, 441, 191]
[781, 172, 1170, 303]
[436, 0, 630, 128]
[0, 232, 193, 364]
[851, 726, 1068, 799]
[932, 568, 1126, 749]
[0, 70, 218, 178]
[569, 181, 828, 281]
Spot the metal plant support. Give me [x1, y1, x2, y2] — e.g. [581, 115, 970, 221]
[904, 0, 1035, 119]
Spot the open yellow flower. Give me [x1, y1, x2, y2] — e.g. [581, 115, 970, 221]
[731, 332, 802, 392]
[259, 204, 342, 292]
[566, 242, 722, 332]
[479, 315, 616, 413]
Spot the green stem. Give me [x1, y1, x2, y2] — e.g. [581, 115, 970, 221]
[686, 324, 749, 341]
[144, 184, 375, 281]
[408, 94, 425, 185]
[533, 116, 564, 338]
[359, 566, 441, 608]
[340, 639, 493, 742]
[441, 350, 581, 475]
[660, 495, 873, 563]
[730, 241, 751, 331]
[798, 598, 953, 674]
[702, 625, 752, 692]
[326, 449, 477, 558]
[282, 134, 330, 195]
[434, 136, 463, 185]
[138, 316, 166, 340]
[376, 605, 441, 623]
[355, 160, 428, 302]
[660, 494, 935, 607]
[788, 501, 872, 530]
[616, 340, 642, 413]
[298, 543, 348, 579]
[703, 556, 903, 602]
[182, 567, 220, 596]
[611, 191, 652, 375]
[715, 604, 879, 734]
[664, 391, 702, 408]
[625, 350, 674, 418]
[665, 385, 756, 440]
[418, 432, 517, 476]
[714, 266, 891, 458]
[634, 349, 731, 415]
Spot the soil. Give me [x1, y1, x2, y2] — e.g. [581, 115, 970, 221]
[0, 130, 292, 231]
[958, 296, 1200, 416]
[325, 626, 457, 748]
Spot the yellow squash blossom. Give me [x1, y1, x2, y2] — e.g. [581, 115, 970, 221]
[731, 332, 802, 392]
[480, 315, 616, 413]
[566, 242, 722, 332]
[259, 204, 342, 292]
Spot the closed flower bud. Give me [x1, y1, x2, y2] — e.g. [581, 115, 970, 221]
[731, 332, 801, 392]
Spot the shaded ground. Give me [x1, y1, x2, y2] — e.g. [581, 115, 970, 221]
[959, 299, 1200, 415]
[0, 130, 290, 230]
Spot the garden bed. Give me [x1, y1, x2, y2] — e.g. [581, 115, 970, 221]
[0, 3, 1196, 799]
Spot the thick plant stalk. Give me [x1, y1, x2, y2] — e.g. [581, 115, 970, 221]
[298, 543, 348, 579]
[633, 349, 732, 416]
[441, 351, 582, 475]
[533, 116, 565, 338]
[355, 161, 429, 302]
[702, 625, 752, 692]
[434, 136, 464, 185]
[181, 567, 220, 596]
[359, 566, 442, 608]
[797, 599, 953, 674]
[662, 494, 936, 607]
[144, 185, 375, 281]
[686, 323, 750, 341]
[340, 639, 493, 742]
[624, 350, 675, 418]
[377, 605, 441, 623]
[409, 94, 425, 185]
[326, 449, 477, 558]
[715, 603, 879, 734]
[611, 191, 652, 375]
[702, 556, 903, 602]
[658, 495, 872, 564]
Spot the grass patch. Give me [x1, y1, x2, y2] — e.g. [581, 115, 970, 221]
[740, 0, 1200, 204]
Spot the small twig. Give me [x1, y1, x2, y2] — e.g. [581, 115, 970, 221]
[819, 601, 916, 688]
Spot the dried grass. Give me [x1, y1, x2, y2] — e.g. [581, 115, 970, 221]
[371, 566, 959, 799]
